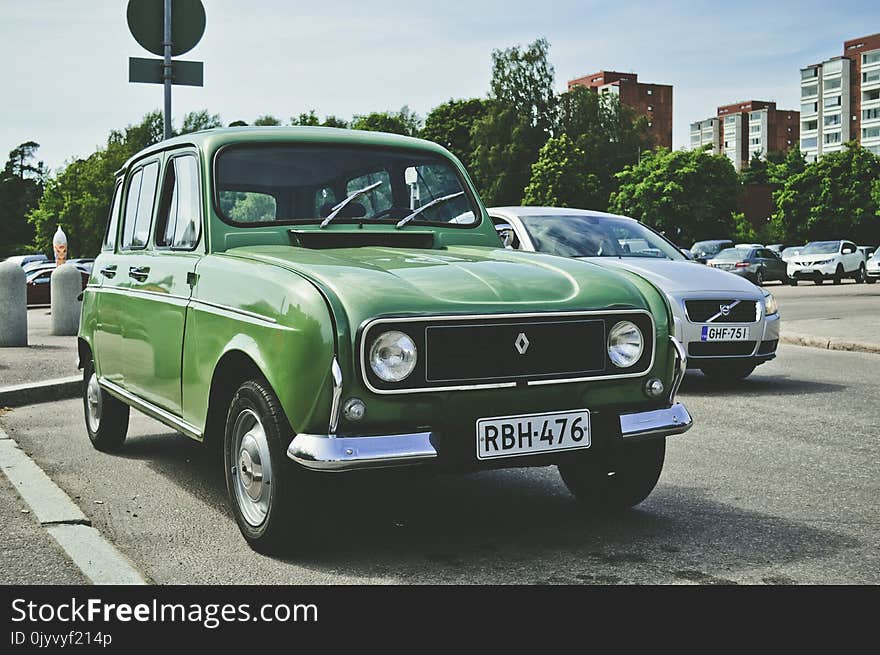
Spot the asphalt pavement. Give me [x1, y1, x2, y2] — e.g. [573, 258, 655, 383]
[0, 308, 79, 387]
[1, 343, 877, 584]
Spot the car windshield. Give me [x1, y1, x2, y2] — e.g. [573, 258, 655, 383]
[215, 145, 478, 227]
[517, 214, 686, 260]
[800, 241, 840, 255]
[713, 248, 751, 260]
[692, 241, 730, 257]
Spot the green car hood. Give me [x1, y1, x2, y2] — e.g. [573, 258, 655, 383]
[225, 244, 658, 327]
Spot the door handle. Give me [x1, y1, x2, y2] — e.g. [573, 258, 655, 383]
[128, 266, 150, 282]
[100, 265, 117, 279]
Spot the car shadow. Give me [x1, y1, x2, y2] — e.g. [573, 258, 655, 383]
[115, 430, 859, 584]
[680, 371, 845, 397]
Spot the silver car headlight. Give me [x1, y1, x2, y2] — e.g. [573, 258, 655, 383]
[369, 331, 417, 382]
[607, 321, 644, 368]
[763, 291, 778, 316]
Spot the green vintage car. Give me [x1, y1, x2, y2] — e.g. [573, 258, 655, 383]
[78, 127, 692, 551]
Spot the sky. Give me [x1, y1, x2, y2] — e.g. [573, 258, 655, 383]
[2, 0, 879, 173]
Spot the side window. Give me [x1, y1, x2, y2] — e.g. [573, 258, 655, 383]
[121, 161, 159, 250]
[103, 182, 123, 251]
[156, 155, 202, 249]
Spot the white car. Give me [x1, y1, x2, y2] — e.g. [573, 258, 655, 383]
[867, 250, 880, 284]
[787, 240, 867, 285]
[489, 207, 780, 381]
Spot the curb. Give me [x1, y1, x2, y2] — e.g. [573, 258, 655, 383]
[0, 376, 81, 407]
[780, 333, 880, 355]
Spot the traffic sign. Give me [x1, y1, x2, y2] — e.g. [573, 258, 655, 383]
[127, 0, 206, 57]
[129, 57, 204, 87]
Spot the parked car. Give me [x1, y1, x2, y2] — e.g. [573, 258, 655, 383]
[706, 246, 789, 285]
[780, 246, 804, 263]
[488, 207, 780, 382]
[858, 245, 876, 261]
[5, 253, 49, 267]
[78, 128, 693, 552]
[690, 239, 733, 264]
[26, 265, 89, 306]
[866, 248, 879, 284]
[735, 243, 764, 249]
[786, 240, 867, 285]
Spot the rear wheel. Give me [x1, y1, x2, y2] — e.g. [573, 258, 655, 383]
[755, 269, 765, 286]
[855, 264, 866, 284]
[699, 362, 757, 381]
[559, 440, 665, 511]
[82, 357, 129, 452]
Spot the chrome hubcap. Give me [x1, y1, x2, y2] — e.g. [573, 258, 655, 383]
[86, 373, 102, 433]
[231, 409, 272, 527]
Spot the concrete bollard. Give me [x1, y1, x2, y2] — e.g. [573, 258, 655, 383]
[50, 264, 82, 336]
[0, 260, 28, 346]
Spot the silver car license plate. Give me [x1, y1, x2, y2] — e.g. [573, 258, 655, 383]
[701, 326, 750, 341]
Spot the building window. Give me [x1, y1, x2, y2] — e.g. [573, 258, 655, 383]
[801, 68, 818, 80]
[864, 52, 880, 66]
[750, 125, 761, 133]
[824, 114, 841, 127]
[801, 137, 818, 149]
[749, 137, 761, 145]
[863, 126, 880, 139]
[801, 102, 818, 115]
[802, 119, 818, 131]
[863, 107, 880, 121]
[824, 96, 842, 108]
[863, 70, 880, 84]
[866, 144, 880, 155]
[801, 85, 818, 98]
[824, 77, 842, 90]
[864, 89, 880, 102]
[824, 132, 842, 145]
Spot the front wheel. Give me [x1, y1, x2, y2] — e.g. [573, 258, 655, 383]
[558, 440, 665, 512]
[224, 378, 305, 553]
[855, 265, 866, 284]
[82, 357, 130, 452]
[789, 277, 798, 286]
[866, 275, 877, 285]
[833, 265, 843, 285]
[699, 362, 757, 381]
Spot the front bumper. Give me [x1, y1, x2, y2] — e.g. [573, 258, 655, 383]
[286, 403, 693, 471]
[788, 262, 836, 279]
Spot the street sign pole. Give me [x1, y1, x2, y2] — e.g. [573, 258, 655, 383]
[163, 0, 173, 139]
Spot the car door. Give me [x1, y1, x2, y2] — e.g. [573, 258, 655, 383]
[26, 270, 52, 305]
[841, 241, 859, 273]
[121, 150, 203, 414]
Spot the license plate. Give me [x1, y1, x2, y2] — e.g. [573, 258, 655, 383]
[701, 326, 750, 341]
[476, 409, 590, 460]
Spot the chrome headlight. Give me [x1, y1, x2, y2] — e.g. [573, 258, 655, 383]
[607, 321, 644, 368]
[369, 331, 417, 382]
[763, 291, 778, 316]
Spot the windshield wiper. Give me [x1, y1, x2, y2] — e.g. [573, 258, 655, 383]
[395, 191, 464, 229]
[319, 180, 383, 228]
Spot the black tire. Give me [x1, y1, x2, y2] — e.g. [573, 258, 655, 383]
[866, 276, 877, 285]
[855, 264, 866, 284]
[789, 277, 798, 286]
[814, 275, 823, 285]
[558, 439, 665, 512]
[82, 357, 130, 452]
[833, 265, 843, 285]
[699, 362, 757, 381]
[755, 269, 765, 286]
[223, 378, 307, 554]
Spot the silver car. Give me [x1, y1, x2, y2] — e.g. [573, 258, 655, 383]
[489, 207, 781, 380]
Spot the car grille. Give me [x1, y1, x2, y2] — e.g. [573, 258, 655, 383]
[684, 300, 758, 323]
[361, 311, 655, 393]
[688, 341, 757, 357]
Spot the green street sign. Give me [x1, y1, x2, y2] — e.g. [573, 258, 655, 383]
[127, 0, 206, 57]
[129, 57, 204, 86]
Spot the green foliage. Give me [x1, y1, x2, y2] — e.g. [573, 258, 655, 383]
[180, 110, 222, 134]
[740, 152, 770, 185]
[290, 111, 349, 128]
[609, 148, 740, 246]
[774, 143, 880, 244]
[228, 120, 249, 127]
[351, 107, 421, 136]
[421, 98, 488, 169]
[0, 142, 47, 257]
[253, 115, 282, 126]
[471, 38, 556, 206]
[523, 135, 600, 208]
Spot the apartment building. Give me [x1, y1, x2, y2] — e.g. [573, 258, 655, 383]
[690, 101, 799, 171]
[800, 33, 880, 160]
[567, 71, 673, 148]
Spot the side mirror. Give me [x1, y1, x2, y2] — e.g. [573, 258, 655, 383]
[495, 223, 516, 249]
[842, 246, 855, 254]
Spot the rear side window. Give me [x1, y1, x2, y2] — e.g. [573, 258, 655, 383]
[103, 182, 123, 251]
[122, 161, 160, 250]
[156, 155, 202, 249]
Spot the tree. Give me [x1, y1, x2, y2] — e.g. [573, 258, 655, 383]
[471, 38, 556, 205]
[228, 120, 248, 127]
[774, 143, 880, 244]
[0, 142, 47, 257]
[523, 135, 600, 208]
[351, 107, 421, 136]
[740, 152, 770, 185]
[290, 111, 349, 128]
[179, 110, 222, 134]
[609, 147, 740, 246]
[253, 115, 282, 126]
[421, 98, 488, 169]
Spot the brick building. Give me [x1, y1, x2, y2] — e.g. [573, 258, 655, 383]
[690, 101, 799, 172]
[800, 32, 880, 161]
[567, 71, 673, 148]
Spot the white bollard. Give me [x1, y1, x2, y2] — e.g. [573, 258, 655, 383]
[50, 264, 82, 336]
[0, 260, 28, 346]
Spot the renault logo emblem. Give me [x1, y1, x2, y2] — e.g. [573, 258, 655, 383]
[514, 332, 530, 355]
